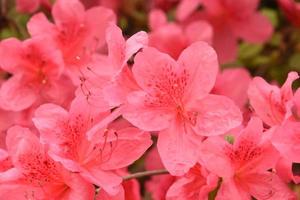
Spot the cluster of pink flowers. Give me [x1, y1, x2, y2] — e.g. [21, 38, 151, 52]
[0, 0, 299, 199]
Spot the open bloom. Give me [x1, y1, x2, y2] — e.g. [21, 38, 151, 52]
[200, 117, 296, 199]
[0, 37, 72, 112]
[176, 0, 273, 63]
[27, 0, 116, 82]
[123, 42, 242, 175]
[33, 98, 152, 196]
[248, 72, 299, 127]
[0, 125, 94, 199]
[78, 23, 148, 110]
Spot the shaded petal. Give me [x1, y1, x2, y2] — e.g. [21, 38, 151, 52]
[176, 0, 201, 21]
[232, 13, 273, 43]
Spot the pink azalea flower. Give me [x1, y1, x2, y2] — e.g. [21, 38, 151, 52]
[248, 72, 299, 127]
[149, 9, 213, 59]
[0, 125, 95, 199]
[16, 0, 51, 13]
[204, 0, 273, 63]
[0, 37, 72, 112]
[177, 0, 273, 63]
[78, 23, 148, 110]
[200, 117, 296, 199]
[166, 164, 219, 200]
[123, 42, 242, 175]
[33, 97, 152, 195]
[278, 0, 300, 27]
[213, 68, 252, 110]
[27, 0, 116, 82]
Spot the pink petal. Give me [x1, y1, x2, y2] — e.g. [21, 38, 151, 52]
[216, 178, 251, 200]
[149, 9, 167, 30]
[99, 127, 152, 170]
[157, 123, 199, 176]
[52, 0, 85, 28]
[132, 47, 178, 92]
[148, 24, 187, 59]
[97, 186, 125, 200]
[0, 38, 22, 73]
[213, 68, 251, 109]
[199, 136, 234, 178]
[62, 173, 95, 200]
[281, 71, 299, 101]
[184, 20, 213, 45]
[272, 121, 300, 163]
[106, 24, 126, 69]
[85, 6, 116, 49]
[232, 13, 273, 43]
[125, 31, 148, 63]
[178, 41, 219, 101]
[243, 172, 296, 200]
[0, 76, 37, 111]
[188, 94, 242, 136]
[33, 103, 68, 144]
[248, 77, 284, 126]
[176, 0, 201, 21]
[27, 13, 56, 37]
[123, 91, 174, 131]
[6, 126, 40, 165]
[212, 26, 237, 64]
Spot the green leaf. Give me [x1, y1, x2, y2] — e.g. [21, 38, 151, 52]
[261, 8, 279, 28]
[239, 43, 263, 60]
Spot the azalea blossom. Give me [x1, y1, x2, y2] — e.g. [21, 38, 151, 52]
[0, 37, 73, 112]
[175, 0, 273, 63]
[248, 71, 299, 127]
[0, 125, 95, 199]
[27, 0, 116, 83]
[33, 97, 152, 196]
[123, 41, 242, 175]
[200, 117, 296, 199]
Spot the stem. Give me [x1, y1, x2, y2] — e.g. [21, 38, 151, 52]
[123, 169, 169, 181]
[95, 169, 169, 194]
